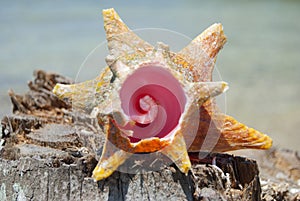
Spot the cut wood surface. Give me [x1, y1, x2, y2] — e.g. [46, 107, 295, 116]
[1, 70, 299, 201]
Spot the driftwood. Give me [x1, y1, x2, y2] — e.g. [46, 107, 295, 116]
[0, 70, 299, 201]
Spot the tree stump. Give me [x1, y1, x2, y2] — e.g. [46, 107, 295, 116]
[1, 70, 298, 201]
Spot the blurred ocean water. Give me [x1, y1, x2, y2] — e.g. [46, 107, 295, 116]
[0, 0, 299, 151]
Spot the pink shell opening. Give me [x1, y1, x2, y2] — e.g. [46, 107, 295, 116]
[119, 64, 186, 143]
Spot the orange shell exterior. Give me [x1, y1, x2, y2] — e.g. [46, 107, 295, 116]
[53, 8, 272, 181]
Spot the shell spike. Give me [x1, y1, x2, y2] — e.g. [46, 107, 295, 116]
[212, 114, 273, 152]
[92, 148, 132, 181]
[52, 68, 112, 112]
[178, 23, 227, 82]
[160, 133, 191, 174]
[187, 81, 228, 105]
[52, 83, 73, 99]
[102, 8, 130, 39]
[103, 8, 153, 65]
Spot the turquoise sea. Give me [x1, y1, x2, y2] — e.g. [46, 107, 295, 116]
[1, 0, 300, 151]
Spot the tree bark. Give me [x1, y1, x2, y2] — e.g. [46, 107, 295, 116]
[0, 70, 298, 201]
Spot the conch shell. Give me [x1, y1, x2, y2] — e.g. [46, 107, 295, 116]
[53, 8, 272, 181]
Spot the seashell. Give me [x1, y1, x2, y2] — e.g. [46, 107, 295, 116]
[53, 8, 272, 181]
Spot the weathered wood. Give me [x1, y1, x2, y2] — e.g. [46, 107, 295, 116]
[0, 155, 261, 201]
[1, 70, 297, 201]
[241, 149, 300, 201]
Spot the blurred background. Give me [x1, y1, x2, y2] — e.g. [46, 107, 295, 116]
[1, 0, 299, 151]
